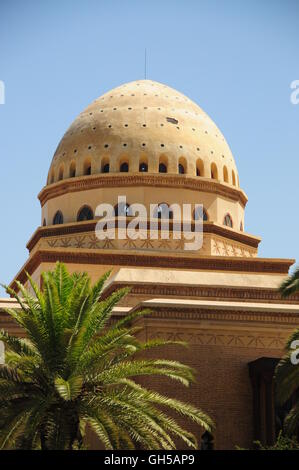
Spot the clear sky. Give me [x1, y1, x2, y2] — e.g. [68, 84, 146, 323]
[0, 0, 298, 295]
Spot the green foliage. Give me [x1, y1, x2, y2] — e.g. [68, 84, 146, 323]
[275, 271, 299, 436]
[254, 431, 299, 450]
[0, 262, 213, 450]
[279, 267, 299, 299]
[236, 431, 299, 450]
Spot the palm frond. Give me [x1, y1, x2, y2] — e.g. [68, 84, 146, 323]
[94, 359, 195, 387]
[275, 353, 299, 404]
[0, 330, 37, 357]
[54, 375, 83, 401]
[283, 401, 299, 436]
[0, 263, 213, 450]
[279, 267, 299, 298]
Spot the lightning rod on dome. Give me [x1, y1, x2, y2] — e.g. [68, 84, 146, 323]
[144, 48, 147, 79]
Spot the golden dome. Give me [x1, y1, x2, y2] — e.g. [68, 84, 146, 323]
[47, 80, 239, 187]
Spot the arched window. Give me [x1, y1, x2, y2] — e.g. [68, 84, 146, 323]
[178, 158, 187, 175]
[211, 163, 218, 180]
[223, 213, 233, 228]
[102, 163, 110, 173]
[58, 165, 64, 181]
[139, 162, 148, 172]
[223, 166, 228, 183]
[193, 207, 208, 222]
[232, 170, 236, 186]
[115, 202, 132, 217]
[69, 161, 76, 178]
[77, 206, 94, 222]
[53, 211, 63, 225]
[196, 159, 204, 177]
[83, 158, 92, 176]
[178, 163, 185, 174]
[159, 163, 167, 173]
[43, 219, 46, 227]
[120, 162, 129, 172]
[153, 203, 173, 220]
[240, 221, 244, 232]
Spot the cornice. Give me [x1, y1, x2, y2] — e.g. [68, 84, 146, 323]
[102, 283, 299, 305]
[26, 220, 261, 252]
[38, 173, 248, 207]
[0, 312, 24, 336]
[132, 307, 299, 325]
[9, 248, 295, 292]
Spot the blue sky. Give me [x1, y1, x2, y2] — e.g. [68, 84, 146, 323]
[0, 0, 298, 295]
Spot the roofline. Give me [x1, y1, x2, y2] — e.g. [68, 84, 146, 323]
[9, 248, 295, 292]
[38, 173, 248, 207]
[26, 219, 261, 253]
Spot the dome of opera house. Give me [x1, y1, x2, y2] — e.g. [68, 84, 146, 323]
[40, 79, 247, 234]
[48, 80, 239, 186]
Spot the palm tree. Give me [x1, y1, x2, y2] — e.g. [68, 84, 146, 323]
[275, 267, 299, 436]
[0, 263, 213, 450]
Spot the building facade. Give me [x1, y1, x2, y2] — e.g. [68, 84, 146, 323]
[1, 80, 299, 449]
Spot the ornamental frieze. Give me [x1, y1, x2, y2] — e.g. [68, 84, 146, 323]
[39, 231, 256, 257]
[146, 328, 288, 350]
